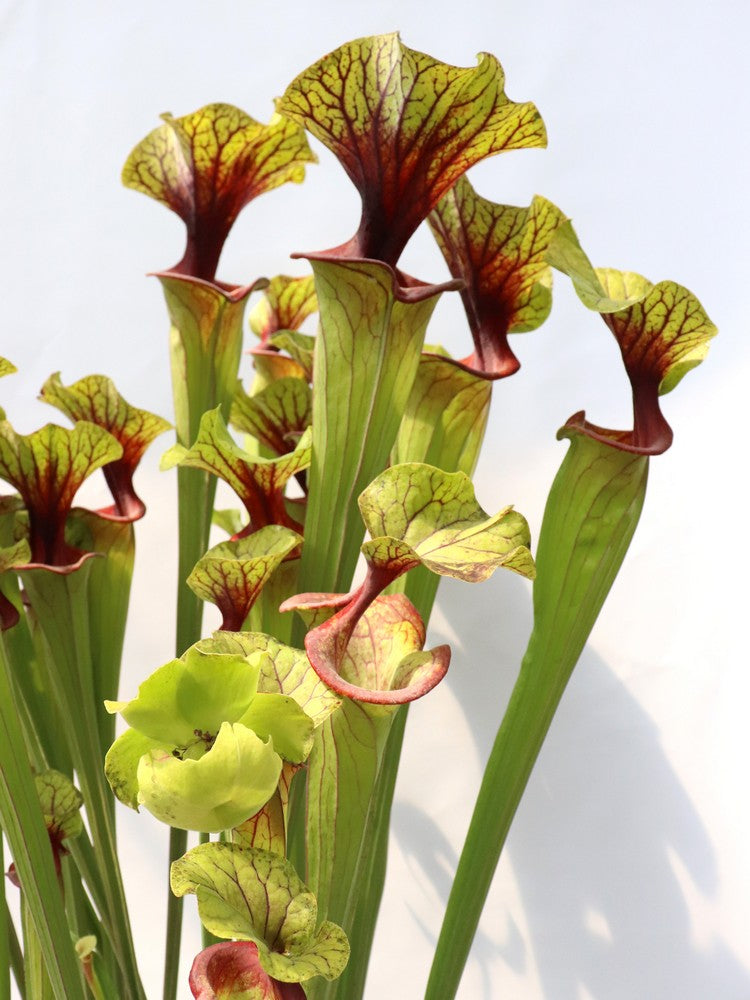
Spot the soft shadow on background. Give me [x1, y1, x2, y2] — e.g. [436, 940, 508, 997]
[384, 573, 750, 1000]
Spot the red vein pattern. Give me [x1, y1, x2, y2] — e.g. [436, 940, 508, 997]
[279, 34, 546, 266]
[0, 421, 121, 568]
[429, 177, 565, 378]
[40, 373, 170, 521]
[123, 105, 315, 280]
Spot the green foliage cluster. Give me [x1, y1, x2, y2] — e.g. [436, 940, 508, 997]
[0, 32, 714, 1000]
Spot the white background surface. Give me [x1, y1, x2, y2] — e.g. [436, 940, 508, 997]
[2, 1, 748, 998]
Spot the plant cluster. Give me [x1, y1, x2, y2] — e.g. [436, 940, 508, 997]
[0, 32, 715, 1000]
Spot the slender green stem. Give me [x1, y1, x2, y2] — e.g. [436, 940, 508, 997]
[61, 861, 83, 940]
[162, 827, 189, 1000]
[163, 269, 248, 660]
[175, 467, 215, 656]
[0, 636, 85, 1000]
[424, 435, 649, 999]
[163, 465, 217, 1000]
[8, 670, 51, 771]
[322, 374, 490, 999]
[61, 854, 121, 998]
[6, 906, 24, 999]
[162, 494, 206, 992]
[289, 264, 444, 956]
[304, 699, 395, 922]
[424, 650, 569, 999]
[84, 518, 136, 754]
[66, 836, 108, 930]
[20, 570, 145, 1000]
[22, 896, 56, 1000]
[61, 856, 107, 953]
[296, 260, 441, 605]
[164, 317, 223, 996]
[1, 586, 67, 774]
[322, 705, 409, 1000]
[0, 834, 9, 1000]
[4, 672, 105, 970]
[284, 767, 307, 881]
[323, 561, 447, 998]
[253, 560, 298, 646]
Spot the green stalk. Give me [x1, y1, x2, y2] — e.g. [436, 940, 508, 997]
[162, 828, 189, 1000]
[161, 271, 254, 656]
[322, 704, 409, 1000]
[61, 861, 84, 940]
[0, 661, 104, 967]
[330, 360, 492, 998]
[297, 259, 444, 600]
[0, 635, 85, 1000]
[162, 447, 218, 1000]
[0, 579, 68, 774]
[81, 517, 136, 753]
[175, 467, 216, 655]
[303, 701, 394, 926]
[424, 431, 649, 999]
[6, 907, 24, 999]
[61, 856, 113, 975]
[288, 261, 446, 942]
[61, 860, 120, 997]
[66, 837, 108, 933]
[284, 767, 307, 881]
[253, 559, 299, 646]
[1, 630, 113, 984]
[19, 568, 145, 1000]
[165, 460, 215, 1000]
[159, 273, 253, 1000]
[22, 897, 56, 1000]
[0, 833, 9, 1000]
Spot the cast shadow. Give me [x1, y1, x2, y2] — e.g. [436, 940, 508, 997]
[390, 574, 750, 999]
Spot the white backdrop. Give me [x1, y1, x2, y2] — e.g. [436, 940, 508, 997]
[2, 1, 748, 997]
